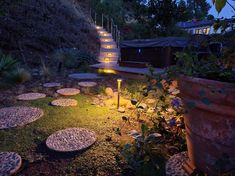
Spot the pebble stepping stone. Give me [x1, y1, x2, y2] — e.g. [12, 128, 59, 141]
[17, 93, 46, 101]
[56, 88, 80, 96]
[51, 98, 78, 107]
[78, 82, 97, 88]
[0, 152, 22, 175]
[46, 128, 96, 152]
[68, 73, 102, 80]
[43, 82, 61, 88]
[166, 152, 189, 176]
[0, 107, 44, 129]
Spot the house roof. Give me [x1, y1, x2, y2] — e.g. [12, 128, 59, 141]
[120, 37, 188, 48]
[176, 20, 214, 29]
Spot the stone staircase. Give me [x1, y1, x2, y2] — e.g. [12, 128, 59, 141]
[96, 26, 120, 64]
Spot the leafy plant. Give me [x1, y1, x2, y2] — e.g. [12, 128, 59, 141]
[0, 52, 31, 88]
[54, 48, 80, 70]
[173, 50, 234, 83]
[54, 48, 97, 71]
[41, 61, 51, 80]
[117, 77, 186, 174]
[8, 68, 31, 84]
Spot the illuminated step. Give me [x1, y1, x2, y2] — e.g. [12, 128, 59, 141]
[98, 57, 118, 63]
[99, 52, 119, 58]
[101, 44, 116, 49]
[98, 56, 119, 62]
[96, 26, 102, 30]
[100, 38, 114, 43]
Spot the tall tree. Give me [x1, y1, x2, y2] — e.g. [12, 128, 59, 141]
[177, 0, 190, 21]
[186, 0, 211, 20]
[148, 0, 178, 36]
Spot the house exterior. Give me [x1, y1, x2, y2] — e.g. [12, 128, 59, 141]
[177, 19, 235, 35]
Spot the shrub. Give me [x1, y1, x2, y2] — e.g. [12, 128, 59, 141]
[8, 68, 31, 84]
[54, 48, 97, 71]
[0, 52, 31, 88]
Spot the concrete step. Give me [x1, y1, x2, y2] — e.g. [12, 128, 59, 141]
[98, 57, 119, 63]
[101, 44, 116, 48]
[99, 35, 113, 40]
[99, 52, 119, 58]
[100, 38, 114, 43]
[99, 55, 119, 61]
[100, 48, 119, 53]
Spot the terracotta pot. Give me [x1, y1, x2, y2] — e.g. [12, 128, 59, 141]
[178, 75, 235, 175]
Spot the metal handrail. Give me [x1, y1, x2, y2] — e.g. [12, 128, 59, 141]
[90, 10, 121, 48]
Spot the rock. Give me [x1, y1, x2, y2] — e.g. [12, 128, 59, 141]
[126, 101, 136, 109]
[147, 107, 155, 114]
[105, 87, 114, 97]
[128, 130, 140, 137]
[148, 133, 162, 138]
[118, 107, 125, 113]
[137, 103, 148, 110]
[145, 98, 156, 105]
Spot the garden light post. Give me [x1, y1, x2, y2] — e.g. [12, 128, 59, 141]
[117, 78, 123, 109]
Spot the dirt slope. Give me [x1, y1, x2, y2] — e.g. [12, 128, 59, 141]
[0, 0, 99, 66]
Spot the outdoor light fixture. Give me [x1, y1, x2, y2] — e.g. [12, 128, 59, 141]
[104, 58, 110, 63]
[103, 33, 109, 37]
[117, 78, 123, 109]
[106, 45, 111, 49]
[107, 53, 112, 57]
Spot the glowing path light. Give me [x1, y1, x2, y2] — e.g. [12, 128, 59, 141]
[117, 78, 123, 109]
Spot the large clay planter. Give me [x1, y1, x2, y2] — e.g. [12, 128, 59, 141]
[178, 75, 235, 175]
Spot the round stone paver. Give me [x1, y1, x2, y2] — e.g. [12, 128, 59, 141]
[43, 82, 61, 88]
[46, 128, 96, 152]
[166, 152, 189, 176]
[17, 93, 46, 101]
[56, 88, 80, 96]
[0, 107, 44, 129]
[78, 82, 97, 88]
[0, 152, 22, 175]
[68, 73, 102, 80]
[51, 99, 78, 107]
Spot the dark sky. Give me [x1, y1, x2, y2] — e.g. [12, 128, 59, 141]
[207, 0, 235, 18]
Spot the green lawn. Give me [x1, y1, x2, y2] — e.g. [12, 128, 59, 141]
[0, 94, 128, 175]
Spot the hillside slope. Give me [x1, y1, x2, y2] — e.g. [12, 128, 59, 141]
[0, 0, 99, 66]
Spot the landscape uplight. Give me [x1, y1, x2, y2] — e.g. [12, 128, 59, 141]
[117, 79, 123, 109]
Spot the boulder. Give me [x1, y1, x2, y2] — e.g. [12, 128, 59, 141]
[105, 87, 114, 97]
